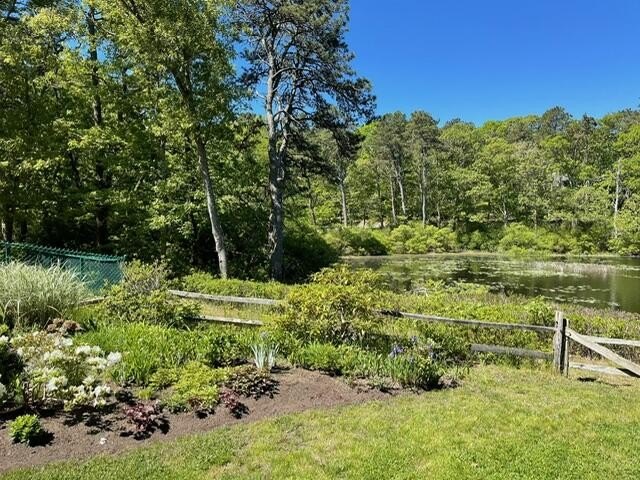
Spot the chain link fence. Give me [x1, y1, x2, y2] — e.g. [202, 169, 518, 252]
[0, 241, 124, 292]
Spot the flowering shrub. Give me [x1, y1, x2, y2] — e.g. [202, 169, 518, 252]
[11, 331, 121, 410]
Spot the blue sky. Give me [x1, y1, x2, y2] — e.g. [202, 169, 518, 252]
[347, 0, 640, 125]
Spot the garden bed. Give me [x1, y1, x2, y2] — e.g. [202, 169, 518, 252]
[0, 368, 398, 473]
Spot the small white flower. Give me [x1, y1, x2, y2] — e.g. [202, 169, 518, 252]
[106, 352, 122, 366]
[99, 437, 107, 446]
[75, 345, 92, 356]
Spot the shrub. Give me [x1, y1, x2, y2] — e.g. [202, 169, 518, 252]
[0, 262, 88, 329]
[103, 261, 200, 327]
[384, 338, 445, 389]
[387, 224, 458, 254]
[225, 365, 278, 399]
[276, 282, 382, 344]
[123, 403, 164, 439]
[219, 389, 248, 418]
[163, 362, 223, 413]
[289, 342, 344, 374]
[178, 272, 290, 300]
[324, 228, 388, 256]
[11, 331, 120, 411]
[283, 222, 340, 282]
[9, 414, 46, 446]
[311, 264, 385, 292]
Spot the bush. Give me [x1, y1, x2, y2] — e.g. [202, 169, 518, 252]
[11, 331, 120, 410]
[387, 224, 458, 254]
[178, 272, 290, 300]
[276, 282, 382, 344]
[103, 261, 200, 327]
[9, 414, 46, 446]
[283, 222, 340, 282]
[289, 342, 345, 374]
[0, 262, 88, 329]
[225, 365, 278, 399]
[324, 228, 388, 256]
[163, 362, 223, 413]
[498, 224, 579, 254]
[311, 264, 385, 291]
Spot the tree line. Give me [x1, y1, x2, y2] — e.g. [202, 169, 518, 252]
[0, 0, 373, 281]
[311, 107, 640, 255]
[2, 1, 640, 283]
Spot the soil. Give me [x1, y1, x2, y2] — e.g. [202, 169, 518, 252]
[0, 368, 401, 473]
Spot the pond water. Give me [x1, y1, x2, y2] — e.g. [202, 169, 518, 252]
[346, 254, 640, 314]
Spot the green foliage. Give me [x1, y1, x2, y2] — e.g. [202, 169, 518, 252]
[289, 342, 346, 374]
[611, 196, 640, 255]
[277, 282, 382, 344]
[225, 365, 278, 400]
[179, 272, 290, 299]
[283, 222, 340, 282]
[163, 362, 223, 413]
[9, 415, 46, 446]
[0, 262, 88, 329]
[80, 323, 251, 386]
[311, 264, 385, 291]
[386, 224, 459, 254]
[498, 224, 581, 254]
[325, 227, 388, 256]
[103, 261, 200, 327]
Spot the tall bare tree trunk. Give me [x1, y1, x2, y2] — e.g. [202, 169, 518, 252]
[613, 160, 622, 238]
[265, 57, 287, 281]
[390, 178, 397, 226]
[397, 177, 407, 218]
[339, 178, 348, 227]
[1, 213, 13, 242]
[195, 135, 228, 278]
[87, 7, 109, 248]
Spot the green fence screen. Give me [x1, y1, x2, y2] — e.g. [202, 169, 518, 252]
[0, 241, 124, 292]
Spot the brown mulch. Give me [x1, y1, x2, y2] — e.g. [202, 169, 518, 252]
[0, 368, 401, 473]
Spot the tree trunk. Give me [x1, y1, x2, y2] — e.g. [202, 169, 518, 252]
[397, 177, 407, 217]
[1, 213, 13, 242]
[267, 138, 285, 280]
[195, 134, 228, 278]
[87, 6, 109, 248]
[265, 55, 286, 281]
[306, 176, 317, 226]
[339, 178, 348, 227]
[390, 178, 397, 226]
[613, 160, 622, 238]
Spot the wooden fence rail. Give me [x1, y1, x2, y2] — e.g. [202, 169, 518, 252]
[82, 289, 640, 378]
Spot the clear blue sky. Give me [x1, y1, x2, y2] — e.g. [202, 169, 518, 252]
[347, 0, 640, 125]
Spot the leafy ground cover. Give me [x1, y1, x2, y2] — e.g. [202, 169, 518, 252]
[3, 365, 639, 480]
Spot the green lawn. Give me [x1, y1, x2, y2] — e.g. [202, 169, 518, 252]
[4, 366, 639, 480]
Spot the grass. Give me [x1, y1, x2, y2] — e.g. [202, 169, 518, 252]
[4, 365, 640, 479]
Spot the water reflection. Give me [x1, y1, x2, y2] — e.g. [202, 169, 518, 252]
[347, 254, 640, 313]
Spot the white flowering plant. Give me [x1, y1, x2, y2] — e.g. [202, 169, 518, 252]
[10, 331, 121, 411]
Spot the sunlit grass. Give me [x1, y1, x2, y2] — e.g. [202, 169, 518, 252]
[4, 365, 639, 480]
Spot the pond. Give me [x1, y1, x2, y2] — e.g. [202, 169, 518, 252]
[346, 254, 640, 314]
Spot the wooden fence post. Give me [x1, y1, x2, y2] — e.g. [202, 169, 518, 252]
[553, 310, 568, 375]
[562, 318, 570, 376]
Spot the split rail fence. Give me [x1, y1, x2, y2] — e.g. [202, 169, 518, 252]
[86, 289, 640, 379]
